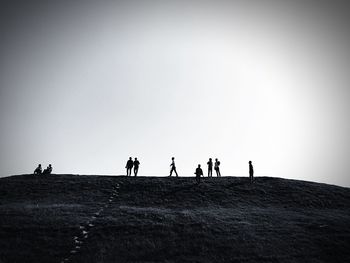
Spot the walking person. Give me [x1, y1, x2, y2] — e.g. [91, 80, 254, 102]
[125, 157, 134, 176]
[207, 158, 213, 177]
[249, 161, 254, 183]
[214, 158, 221, 177]
[169, 157, 178, 177]
[134, 158, 140, 176]
[195, 164, 204, 184]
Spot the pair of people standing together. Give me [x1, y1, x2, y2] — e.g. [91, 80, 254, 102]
[207, 158, 221, 177]
[125, 157, 140, 176]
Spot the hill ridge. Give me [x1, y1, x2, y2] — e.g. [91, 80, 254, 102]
[0, 175, 350, 262]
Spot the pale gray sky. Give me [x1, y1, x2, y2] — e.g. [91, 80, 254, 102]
[1, 0, 350, 186]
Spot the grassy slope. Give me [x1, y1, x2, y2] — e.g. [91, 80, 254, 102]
[0, 175, 350, 263]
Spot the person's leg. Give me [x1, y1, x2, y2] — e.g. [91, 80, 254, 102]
[175, 168, 178, 177]
[169, 168, 173, 176]
[134, 168, 138, 176]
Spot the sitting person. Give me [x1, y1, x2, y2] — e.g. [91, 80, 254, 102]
[194, 164, 204, 184]
[34, 164, 42, 175]
[43, 164, 53, 174]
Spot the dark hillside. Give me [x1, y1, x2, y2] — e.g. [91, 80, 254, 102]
[0, 175, 350, 262]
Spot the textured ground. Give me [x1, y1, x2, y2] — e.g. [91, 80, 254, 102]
[0, 174, 350, 263]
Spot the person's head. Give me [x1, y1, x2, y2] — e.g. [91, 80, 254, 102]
[129, 157, 132, 160]
[172, 157, 175, 160]
[38, 164, 41, 167]
[209, 158, 212, 161]
[135, 158, 137, 160]
[49, 164, 52, 167]
[215, 158, 218, 161]
[198, 164, 201, 168]
[249, 161, 252, 164]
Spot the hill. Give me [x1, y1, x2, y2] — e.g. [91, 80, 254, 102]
[0, 175, 350, 262]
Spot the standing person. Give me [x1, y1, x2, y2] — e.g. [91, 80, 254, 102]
[34, 164, 42, 175]
[169, 157, 178, 177]
[207, 158, 213, 177]
[125, 157, 134, 176]
[195, 164, 203, 184]
[133, 158, 140, 176]
[214, 158, 221, 177]
[249, 161, 254, 183]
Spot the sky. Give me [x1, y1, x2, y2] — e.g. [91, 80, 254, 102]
[0, 0, 350, 187]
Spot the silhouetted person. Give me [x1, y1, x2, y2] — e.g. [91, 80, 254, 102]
[43, 164, 52, 174]
[34, 164, 42, 175]
[169, 157, 178, 177]
[125, 157, 134, 176]
[133, 158, 140, 176]
[195, 164, 203, 184]
[249, 161, 254, 183]
[214, 158, 221, 177]
[207, 158, 213, 177]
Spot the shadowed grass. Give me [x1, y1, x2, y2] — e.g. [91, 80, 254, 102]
[0, 175, 349, 262]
